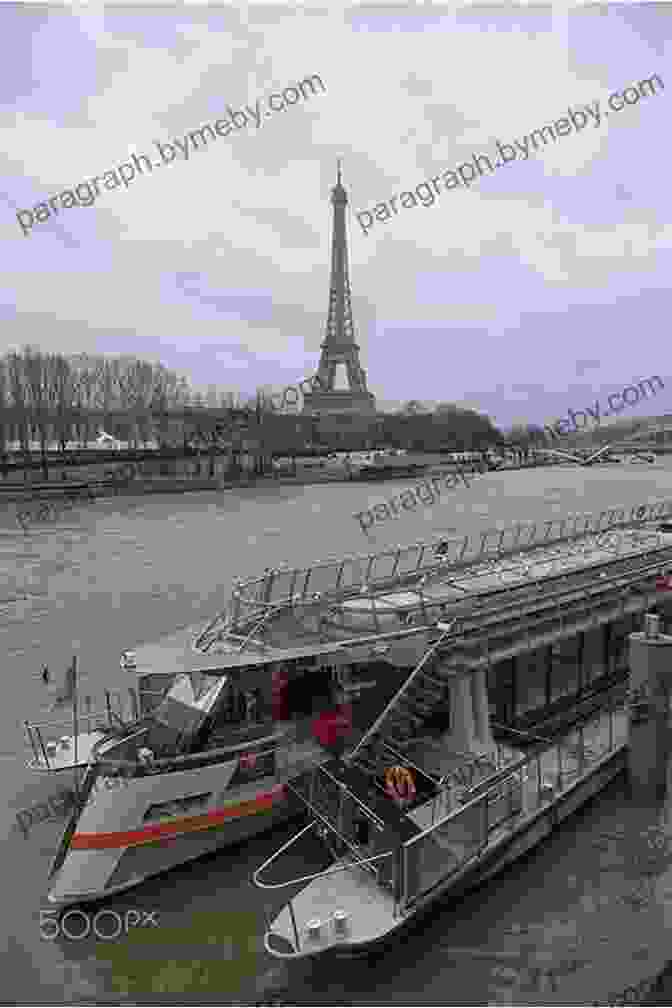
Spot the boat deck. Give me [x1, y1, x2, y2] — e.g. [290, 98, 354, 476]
[26, 731, 105, 772]
[195, 525, 672, 666]
[265, 702, 630, 959]
[270, 856, 397, 956]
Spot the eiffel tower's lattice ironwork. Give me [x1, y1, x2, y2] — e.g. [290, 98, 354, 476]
[303, 163, 376, 415]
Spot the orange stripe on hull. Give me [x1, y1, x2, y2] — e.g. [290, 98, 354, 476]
[71, 785, 287, 850]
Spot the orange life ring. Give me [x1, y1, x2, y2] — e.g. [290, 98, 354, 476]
[384, 765, 416, 804]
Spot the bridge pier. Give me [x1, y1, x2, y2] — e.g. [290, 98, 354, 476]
[627, 614, 672, 803]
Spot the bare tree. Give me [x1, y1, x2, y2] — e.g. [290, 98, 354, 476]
[6, 351, 30, 477]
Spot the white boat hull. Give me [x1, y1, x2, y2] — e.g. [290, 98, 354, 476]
[48, 757, 295, 905]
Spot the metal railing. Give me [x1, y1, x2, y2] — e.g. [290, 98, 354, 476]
[438, 751, 500, 793]
[400, 685, 626, 907]
[254, 818, 395, 954]
[226, 502, 672, 628]
[24, 689, 139, 770]
[255, 685, 627, 953]
[90, 737, 284, 777]
[430, 551, 672, 670]
[348, 619, 457, 762]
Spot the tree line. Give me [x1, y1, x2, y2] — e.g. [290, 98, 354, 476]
[0, 347, 523, 476]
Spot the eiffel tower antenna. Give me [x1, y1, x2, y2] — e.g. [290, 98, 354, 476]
[303, 163, 375, 415]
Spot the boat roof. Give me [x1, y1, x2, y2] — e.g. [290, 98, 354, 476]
[130, 520, 672, 676]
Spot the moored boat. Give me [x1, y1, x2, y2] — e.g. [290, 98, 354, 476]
[33, 500, 672, 904]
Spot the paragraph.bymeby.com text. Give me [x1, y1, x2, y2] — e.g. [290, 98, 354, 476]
[16, 74, 326, 238]
[356, 73, 664, 236]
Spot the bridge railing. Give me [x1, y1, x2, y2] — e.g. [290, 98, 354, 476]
[227, 500, 672, 627]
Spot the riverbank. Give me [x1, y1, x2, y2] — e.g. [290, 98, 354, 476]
[0, 457, 571, 501]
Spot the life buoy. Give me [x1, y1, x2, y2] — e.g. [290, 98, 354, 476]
[384, 765, 416, 805]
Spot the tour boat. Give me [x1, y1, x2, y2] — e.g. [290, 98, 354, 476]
[35, 500, 672, 906]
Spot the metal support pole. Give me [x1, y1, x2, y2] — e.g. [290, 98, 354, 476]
[391, 549, 401, 579]
[288, 901, 301, 952]
[263, 571, 275, 604]
[72, 657, 79, 798]
[36, 725, 50, 769]
[24, 721, 38, 764]
[372, 591, 380, 633]
[479, 531, 489, 558]
[335, 561, 345, 589]
[557, 742, 563, 790]
[129, 688, 139, 722]
[608, 696, 614, 751]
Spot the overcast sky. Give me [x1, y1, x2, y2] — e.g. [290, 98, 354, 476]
[2, 3, 670, 430]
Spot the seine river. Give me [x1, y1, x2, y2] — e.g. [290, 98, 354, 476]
[4, 463, 672, 1004]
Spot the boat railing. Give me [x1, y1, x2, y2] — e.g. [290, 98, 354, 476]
[224, 500, 672, 631]
[255, 685, 627, 955]
[437, 750, 503, 793]
[88, 737, 285, 778]
[348, 619, 458, 762]
[400, 684, 626, 907]
[397, 549, 669, 656]
[253, 819, 395, 954]
[23, 688, 140, 770]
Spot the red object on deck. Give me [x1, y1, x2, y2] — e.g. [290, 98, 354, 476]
[271, 668, 289, 720]
[311, 704, 353, 747]
[656, 575, 672, 591]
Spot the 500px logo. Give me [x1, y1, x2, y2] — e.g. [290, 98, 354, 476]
[39, 907, 159, 942]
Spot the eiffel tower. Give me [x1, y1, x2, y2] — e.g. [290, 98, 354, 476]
[302, 163, 376, 415]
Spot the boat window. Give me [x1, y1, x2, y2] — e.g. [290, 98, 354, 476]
[581, 628, 606, 688]
[284, 664, 333, 717]
[143, 792, 212, 823]
[165, 672, 228, 710]
[144, 673, 227, 754]
[550, 637, 580, 701]
[515, 649, 548, 717]
[488, 658, 515, 725]
[203, 680, 267, 743]
[609, 615, 638, 675]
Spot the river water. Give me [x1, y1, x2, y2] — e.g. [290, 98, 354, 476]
[4, 463, 672, 1004]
